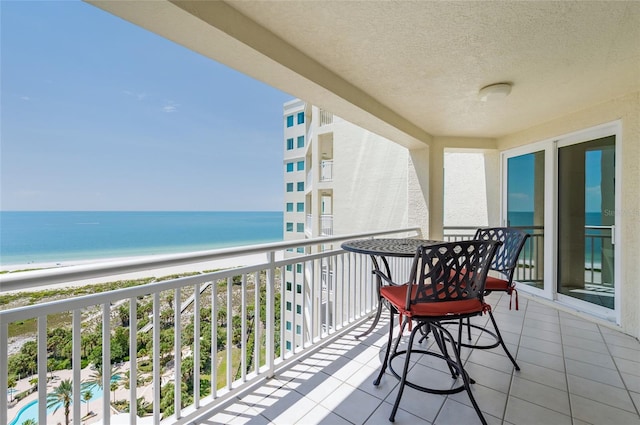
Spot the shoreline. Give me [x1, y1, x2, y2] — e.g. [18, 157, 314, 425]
[1, 251, 283, 294]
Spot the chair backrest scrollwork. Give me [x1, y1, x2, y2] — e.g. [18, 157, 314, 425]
[473, 227, 530, 281]
[405, 240, 500, 309]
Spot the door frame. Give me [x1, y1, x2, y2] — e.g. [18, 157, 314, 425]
[501, 120, 622, 324]
[501, 139, 556, 301]
[553, 121, 622, 323]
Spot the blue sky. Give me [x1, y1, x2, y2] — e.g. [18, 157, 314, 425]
[507, 151, 604, 214]
[1, 1, 292, 211]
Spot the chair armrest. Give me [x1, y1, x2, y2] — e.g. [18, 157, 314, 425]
[373, 269, 405, 287]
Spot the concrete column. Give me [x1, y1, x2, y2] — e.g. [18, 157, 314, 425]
[408, 144, 444, 240]
[408, 147, 430, 238]
[429, 143, 445, 240]
[483, 150, 501, 227]
[311, 106, 320, 238]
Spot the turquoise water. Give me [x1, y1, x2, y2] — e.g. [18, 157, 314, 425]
[509, 211, 607, 266]
[0, 211, 283, 266]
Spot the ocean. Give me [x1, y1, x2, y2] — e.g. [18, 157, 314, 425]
[508, 210, 609, 267]
[0, 211, 283, 266]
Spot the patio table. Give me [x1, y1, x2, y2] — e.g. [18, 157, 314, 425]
[341, 238, 441, 337]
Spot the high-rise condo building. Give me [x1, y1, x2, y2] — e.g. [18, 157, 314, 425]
[281, 99, 409, 352]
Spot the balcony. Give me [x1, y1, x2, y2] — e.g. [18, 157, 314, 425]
[2, 228, 639, 425]
[320, 160, 333, 182]
[319, 110, 333, 127]
[320, 214, 333, 236]
[205, 293, 640, 425]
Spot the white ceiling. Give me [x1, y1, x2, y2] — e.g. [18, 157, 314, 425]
[90, 0, 640, 144]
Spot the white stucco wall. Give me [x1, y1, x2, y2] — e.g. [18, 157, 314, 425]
[443, 152, 487, 227]
[332, 118, 410, 235]
[498, 92, 640, 339]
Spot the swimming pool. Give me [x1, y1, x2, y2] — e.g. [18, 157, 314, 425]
[8, 383, 107, 425]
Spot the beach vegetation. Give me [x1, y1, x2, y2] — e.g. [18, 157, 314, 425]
[112, 396, 153, 417]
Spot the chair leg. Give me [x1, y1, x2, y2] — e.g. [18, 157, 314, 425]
[432, 325, 458, 379]
[488, 311, 520, 371]
[389, 322, 420, 422]
[436, 323, 488, 425]
[374, 309, 396, 386]
[466, 317, 472, 340]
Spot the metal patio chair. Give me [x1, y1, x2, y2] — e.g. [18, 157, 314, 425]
[373, 240, 500, 424]
[458, 227, 530, 370]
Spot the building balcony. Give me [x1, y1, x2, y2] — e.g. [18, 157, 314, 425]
[2, 228, 639, 425]
[320, 214, 333, 236]
[320, 160, 333, 182]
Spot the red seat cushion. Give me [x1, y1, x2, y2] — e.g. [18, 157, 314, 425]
[484, 275, 511, 292]
[380, 284, 487, 318]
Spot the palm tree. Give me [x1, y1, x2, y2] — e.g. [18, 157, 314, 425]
[111, 381, 119, 403]
[21, 419, 37, 425]
[82, 363, 122, 409]
[82, 389, 93, 416]
[81, 363, 121, 392]
[122, 369, 144, 390]
[47, 379, 73, 425]
[7, 376, 16, 402]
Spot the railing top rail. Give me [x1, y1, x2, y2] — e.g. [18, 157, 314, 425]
[0, 227, 421, 292]
[443, 225, 545, 231]
[585, 225, 614, 230]
[0, 246, 348, 323]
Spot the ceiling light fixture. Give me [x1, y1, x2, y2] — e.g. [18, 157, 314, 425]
[478, 82, 512, 101]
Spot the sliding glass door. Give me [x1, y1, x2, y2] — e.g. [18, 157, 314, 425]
[502, 121, 620, 321]
[557, 136, 616, 309]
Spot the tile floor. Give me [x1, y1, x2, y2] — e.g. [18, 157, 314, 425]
[202, 292, 640, 424]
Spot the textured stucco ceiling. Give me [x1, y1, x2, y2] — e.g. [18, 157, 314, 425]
[89, 0, 640, 144]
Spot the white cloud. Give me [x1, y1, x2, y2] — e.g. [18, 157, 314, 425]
[162, 100, 179, 113]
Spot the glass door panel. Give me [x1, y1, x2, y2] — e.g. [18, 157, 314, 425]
[557, 136, 615, 309]
[506, 151, 545, 289]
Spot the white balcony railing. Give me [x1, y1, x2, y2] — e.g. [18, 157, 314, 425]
[443, 225, 611, 287]
[320, 214, 333, 236]
[320, 160, 333, 182]
[318, 110, 333, 127]
[0, 228, 420, 425]
[305, 214, 312, 235]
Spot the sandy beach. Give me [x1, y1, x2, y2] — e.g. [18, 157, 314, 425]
[1, 251, 283, 293]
